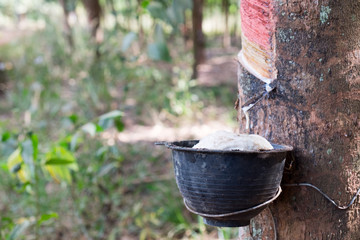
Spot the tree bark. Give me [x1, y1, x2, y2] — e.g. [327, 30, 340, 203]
[136, 0, 144, 48]
[192, 0, 206, 79]
[181, 11, 192, 50]
[222, 0, 231, 48]
[0, 61, 7, 96]
[59, 0, 74, 48]
[82, 0, 102, 58]
[82, 0, 101, 39]
[238, 0, 360, 239]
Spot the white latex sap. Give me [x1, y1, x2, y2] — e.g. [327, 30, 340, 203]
[193, 130, 274, 151]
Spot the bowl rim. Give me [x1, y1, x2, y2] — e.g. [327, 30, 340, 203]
[164, 140, 293, 154]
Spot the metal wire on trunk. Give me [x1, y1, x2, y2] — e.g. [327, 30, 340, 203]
[283, 183, 360, 210]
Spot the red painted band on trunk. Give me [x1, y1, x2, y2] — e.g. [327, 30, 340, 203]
[240, 0, 276, 80]
[241, 0, 275, 50]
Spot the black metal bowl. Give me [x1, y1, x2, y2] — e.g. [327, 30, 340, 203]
[159, 140, 293, 227]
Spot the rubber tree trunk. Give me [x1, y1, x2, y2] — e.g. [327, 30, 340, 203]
[181, 11, 192, 50]
[136, 0, 144, 48]
[192, 0, 206, 79]
[222, 0, 231, 48]
[237, 0, 360, 239]
[0, 61, 7, 96]
[59, 0, 74, 48]
[82, 0, 101, 39]
[82, 0, 102, 57]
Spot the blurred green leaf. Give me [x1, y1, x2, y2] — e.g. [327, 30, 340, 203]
[10, 163, 21, 174]
[180, 0, 192, 9]
[154, 24, 165, 44]
[37, 212, 58, 226]
[168, 0, 192, 27]
[139, 229, 147, 240]
[2, 132, 11, 142]
[95, 146, 108, 158]
[45, 158, 75, 165]
[98, 119, 112, 130]
[97, 162, 119, 178]
[44, 146, 78, 183]
[30, 134, 38, 161]
[0, 163, 9, 172]
[81, 123, 97, 137]
[48, 146, 76, 162]
[109, 146, 122, 159]
[147, 2, 167, 20]
[99, 110, 123, 120]
[114, 118, 125, 132]
[68, 114, 78, 125]
[229, 4, 238, 14]
[21, 139, 35, 178]
[141, 0, 151, 8]
[98, 110, 123, 130]
[147, 42, 171, 62]
[70, 133, 79, 152]
[147, 0, 191, 30]
[107, 228, 119, 240]
[166, 7, 178, 27]
[197, 215, 205, 233]
[121, 32, 137, 52]
[95, 124, 104, 132]
[45, 164, 74, 183]
[1, 216, 14, 227]
[7, 220, 31, 240]
[7, 148, 30, 183]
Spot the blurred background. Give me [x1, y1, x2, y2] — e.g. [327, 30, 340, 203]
[0, 0, 241, 239]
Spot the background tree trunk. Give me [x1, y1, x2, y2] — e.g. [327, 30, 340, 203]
[238, 0, 360, 239]
[181, 11, 192, 51]
[82, 0, 101, 39]
[136, 0, 144, 48]
[59, 0, 74, 48]
[192, 0, 205, 79]
[222, 0, 231, 48]
[0, 61, 7, 96]
[82, 0, 102, 57]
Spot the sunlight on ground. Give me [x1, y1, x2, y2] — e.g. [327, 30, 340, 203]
[117, 120, 237, 143]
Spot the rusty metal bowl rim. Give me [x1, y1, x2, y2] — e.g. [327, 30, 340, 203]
[156, 140, 293, 154]
[183, 186, 282, 218]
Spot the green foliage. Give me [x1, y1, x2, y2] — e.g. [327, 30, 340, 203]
[218, 227, 240, 240]
[0, 0, 238, 239]
[146, 0, 192, 27]
[147, 42, 171, 62]
[37, 212, 58, 226]
[7, 219, 32, 240]
[44, 146, 78, 183]
[121, 32, 137, 52]
[0, 109, 126, 238]
[142, 0, 192, 61]
[7, 148, 30, 183]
